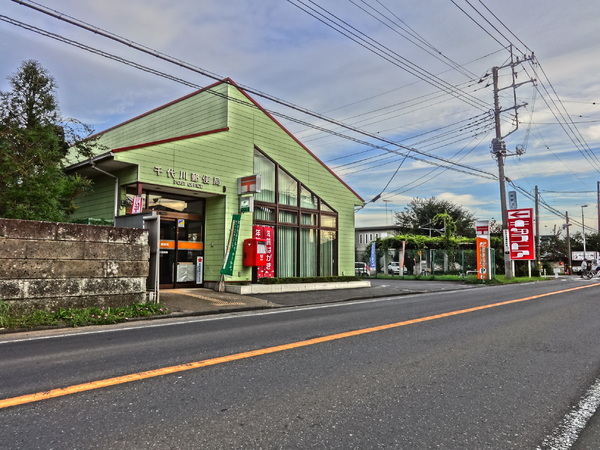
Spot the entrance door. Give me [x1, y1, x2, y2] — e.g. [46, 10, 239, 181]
[159, 213, 204, 288]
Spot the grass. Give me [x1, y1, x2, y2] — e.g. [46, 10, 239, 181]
[0, 301, 170, 330]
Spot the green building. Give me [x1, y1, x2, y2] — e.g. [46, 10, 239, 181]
[66, 79, 363, 289]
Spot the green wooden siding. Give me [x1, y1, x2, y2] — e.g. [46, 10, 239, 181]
[70, 175, 116, 222]
[96, 83, 229, 152]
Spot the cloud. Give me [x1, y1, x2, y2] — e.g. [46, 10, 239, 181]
[2, 0, 599, 231]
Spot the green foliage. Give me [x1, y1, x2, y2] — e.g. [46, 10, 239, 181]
[0, 60, 97, 221]
[378, 234, 475, 250]
[0, 301, 170, 330]
[394, 197, 477, 238]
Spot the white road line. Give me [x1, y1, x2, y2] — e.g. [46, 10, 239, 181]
[537, 377, 600, 449]
[0, 294, 433, 344]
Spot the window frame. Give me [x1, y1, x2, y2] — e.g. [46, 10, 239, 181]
[253, 147, 338, 277]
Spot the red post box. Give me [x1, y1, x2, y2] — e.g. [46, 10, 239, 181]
[243, 238, 267, 266]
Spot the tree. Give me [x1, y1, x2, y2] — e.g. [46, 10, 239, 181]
[394, 197, 477, 238]
[0, 60, 95, 222]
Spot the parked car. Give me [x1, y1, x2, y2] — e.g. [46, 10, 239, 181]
[355, 262, 369, 276]
[388, 261, 407, 275]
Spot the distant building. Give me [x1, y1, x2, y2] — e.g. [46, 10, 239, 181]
[355, 225, 403, 256]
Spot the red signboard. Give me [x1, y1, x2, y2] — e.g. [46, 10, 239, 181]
[507, 208, 535, 260]
[238, 175, 261, 194]
[475, 220, 490, 280]
[253, 225, 275, 279]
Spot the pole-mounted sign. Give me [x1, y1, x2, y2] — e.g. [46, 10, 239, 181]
[507, 208, 535, 260]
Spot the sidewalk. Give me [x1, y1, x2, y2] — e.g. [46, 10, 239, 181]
[160, 279, 484, 315]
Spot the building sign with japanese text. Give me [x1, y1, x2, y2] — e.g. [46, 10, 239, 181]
[253, 225, 275, 279]
[131, 195, 143, 214]
[475, 220, 491, 280]
[507, 208, 535, 260]
[154, 166, 220, 190]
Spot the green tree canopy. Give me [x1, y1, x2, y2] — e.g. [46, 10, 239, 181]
[394, 197, 477, 238]
[0, 60, 95, 221]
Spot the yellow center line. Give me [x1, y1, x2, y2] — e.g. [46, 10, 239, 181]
[0, 283, 595, 409]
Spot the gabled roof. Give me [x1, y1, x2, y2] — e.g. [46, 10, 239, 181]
[91, 78, 363, 203]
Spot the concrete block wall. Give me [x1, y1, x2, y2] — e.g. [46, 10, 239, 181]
[0, 219, 149, 311]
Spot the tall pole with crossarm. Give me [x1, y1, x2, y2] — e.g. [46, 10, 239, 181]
[490, 49, 535, 279]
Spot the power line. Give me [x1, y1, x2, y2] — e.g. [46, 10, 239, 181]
[3, 0, 502, 179]
[286, 0, 489, 110]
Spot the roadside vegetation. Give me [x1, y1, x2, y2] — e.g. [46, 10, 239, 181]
[0, 301, 169, 330]
[371, 273, 550, 284]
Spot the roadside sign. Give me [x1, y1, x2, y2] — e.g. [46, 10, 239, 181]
[507, 208, 535, 260]
[475, 220, 491, 280]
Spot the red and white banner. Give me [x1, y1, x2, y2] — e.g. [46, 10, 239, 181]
[475, 220, 491, 280]
[507, 208, 535, 260]
[131, 195, 143, 214]
[253, 225, 275, 279]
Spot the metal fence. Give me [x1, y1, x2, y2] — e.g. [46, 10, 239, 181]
[356, 247, 496, 278]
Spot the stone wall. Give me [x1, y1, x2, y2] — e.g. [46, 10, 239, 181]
[0, 219, 149, 311]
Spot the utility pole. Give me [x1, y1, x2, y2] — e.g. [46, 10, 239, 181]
[490, 48, 535, 279]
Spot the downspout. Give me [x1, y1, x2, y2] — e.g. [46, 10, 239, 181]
[91, 162, 119, 219]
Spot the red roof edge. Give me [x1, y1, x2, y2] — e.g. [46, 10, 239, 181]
[94, 79, 228, 137]
[112, 127, 229, 153]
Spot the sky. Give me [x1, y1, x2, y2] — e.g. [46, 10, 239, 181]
[1, 0, 600, 235]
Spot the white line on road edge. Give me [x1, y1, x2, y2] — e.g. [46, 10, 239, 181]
[0, 294, 428, 344]
[537, 377, 600, 449]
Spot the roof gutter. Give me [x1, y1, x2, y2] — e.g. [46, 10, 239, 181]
[91, 162, 119, 219]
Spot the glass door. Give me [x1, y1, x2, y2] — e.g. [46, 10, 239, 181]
[159, 214, 204, 288]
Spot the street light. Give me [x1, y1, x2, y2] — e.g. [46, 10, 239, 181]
[582, 204, 588, 257]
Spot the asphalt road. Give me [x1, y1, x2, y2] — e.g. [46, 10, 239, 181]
[1, 278, 599, 449]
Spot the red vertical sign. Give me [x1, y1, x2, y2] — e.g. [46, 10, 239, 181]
[507, 208, 535, 260]
[253, 225, 275, 279]
[475, 220, 490, 280]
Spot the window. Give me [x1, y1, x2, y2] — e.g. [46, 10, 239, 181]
[254, 151, 275, 203]
[300, 186, 318, 209]
[279, 210, 297, 224]
[321, 215, 336, 228]
[300, 228, 317, 277]
[253, 147, 338, 277]
[320, 231, 336, 276]
[255, 206, 275, 222]
[359, 234, 363, 244]
[277, 226, 298, 277]
[278, 169, 298, 206]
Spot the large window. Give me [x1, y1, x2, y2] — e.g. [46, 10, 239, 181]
[254, 151, 275, 203]
[253, 148, 338, 277]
